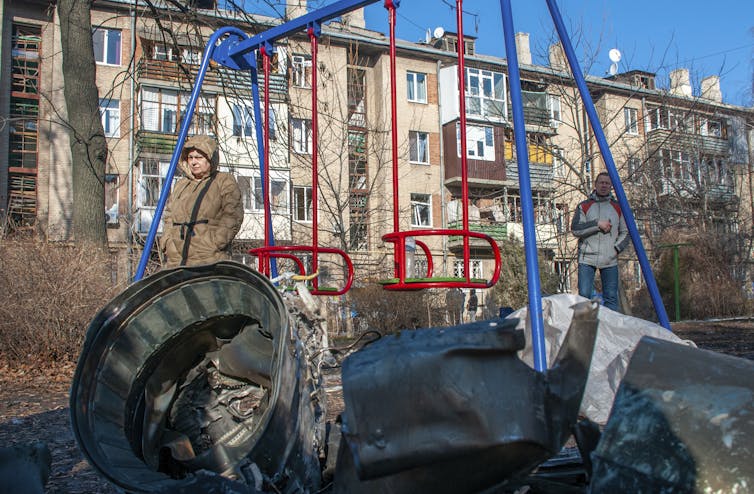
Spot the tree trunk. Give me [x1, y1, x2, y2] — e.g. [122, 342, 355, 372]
[57, 0, 108, 246]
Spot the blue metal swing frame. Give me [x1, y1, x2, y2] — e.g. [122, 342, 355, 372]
[134, 0, 671, 373]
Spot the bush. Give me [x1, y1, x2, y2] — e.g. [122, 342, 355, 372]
[348, 285, 436, 336]
[487, 238, 559, 310]
[654, 232, 751, 320]
[0, 239, 121, 363]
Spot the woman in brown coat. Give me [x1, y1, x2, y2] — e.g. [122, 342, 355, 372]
[161, 135, 244, 267]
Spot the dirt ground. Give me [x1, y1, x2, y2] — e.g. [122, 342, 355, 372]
[1, 319, 752, 493]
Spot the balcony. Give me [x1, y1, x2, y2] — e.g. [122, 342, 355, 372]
[137, 131, 179, 156]
[506, 91, 552, 128]
[444, 160, 506, 187]
[136, 59, 288, 97]
[505, 162, 555, 189]
[447, 221, 559, 250]
[647, 128, 729, 155]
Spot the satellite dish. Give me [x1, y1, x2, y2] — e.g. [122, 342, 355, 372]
[433, 26, 445, 39]
[608, 48, 622, 63]
[608, 63, 619, 76]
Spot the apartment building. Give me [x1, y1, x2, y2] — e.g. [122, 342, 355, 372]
[2, 0, 752, 302]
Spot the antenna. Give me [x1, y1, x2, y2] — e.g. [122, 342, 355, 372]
[608, 48, 621, 76]
[433, 26, 445, 39]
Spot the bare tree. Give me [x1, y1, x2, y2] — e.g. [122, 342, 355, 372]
[57, 0, 108, 246]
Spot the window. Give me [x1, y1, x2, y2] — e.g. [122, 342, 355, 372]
[293, 186, 313, 222]
[105, 174, 119, 225]
[238, 176, 289, 212]
[93, 28, 121, 65]
[407, 71, 427, 103]
[465, 68, 506, 120]
[528, 134, 552, 164]
[627, 157, 641, 180]
[231, 103, 253, 138]
[549, 149, 561, 174]
[99, 99, 120, 138]
[141, 88, 215, 135]
[292, 118, 312, 154]
[181, 49, 201, 65]
[256, 177, 289, 212]
[137, 160, 174, 232]
[409, 131, 429, 164]
[547, 94, 561, 125]
[659, 149, 696, 182]
[453, 259, 483, 279]
[153, 45, 176, 61]
[410, 193, 432, 227]
[457, 124, 495, 161]
[624, 107, 638, 135]
[292, 55, 312, 88]
[700, 118, 724, 137]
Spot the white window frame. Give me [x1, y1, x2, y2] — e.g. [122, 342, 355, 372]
[153, 45, 176, 62]
[291, 117, 312, 154]
[293, 186, 313, 222]
[93, 28, 121, 66]
[181, 48, 201, 65]
[137, 160, 176, 233]
[457, 123, 495, 161]
[292, 55, 312, 88]
[406, 71, 427, 103]
[624, 107, 639, 135]
[410, 193, 432, 227]
[547, 94, 561, 126]
[99, 98, 120, 138]
[409, 130, 430, 164]
[465, 67, 506, 120]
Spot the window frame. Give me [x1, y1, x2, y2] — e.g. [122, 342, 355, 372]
[291, 117, 313, 154]
[410, 193, 432, 227]
[99, 98, 120, 138]
[457, 123, 495, 161]
[293, 185, 313, 222]
[292, 55, 312, 89]
[465, 67, 506, 120]
[624, 107, 639, 135]
[408, 130, 430, 164]
[547, 94, 561, 125]
[93, 28, 122, 66]
[406, 71, 427, 103]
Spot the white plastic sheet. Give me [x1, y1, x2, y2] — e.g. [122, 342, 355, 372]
[512, 294, 695, 424]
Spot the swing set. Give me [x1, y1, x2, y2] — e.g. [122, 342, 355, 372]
[135, 0, 671, 372]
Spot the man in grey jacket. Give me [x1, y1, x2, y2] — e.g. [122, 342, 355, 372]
[571, 172, 629, 311]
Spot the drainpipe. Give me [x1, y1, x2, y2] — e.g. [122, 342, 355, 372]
[437, 59, 447, 275]
[127, 1, 136, 280]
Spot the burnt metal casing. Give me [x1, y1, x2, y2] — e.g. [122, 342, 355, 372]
[70, 262, 322, 493]
[333, 300, 600, 493]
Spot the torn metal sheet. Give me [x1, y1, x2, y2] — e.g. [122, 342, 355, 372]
[591, 336, 754, 493]
[333, 300, 599, 493]
[70, 262, 324, 494]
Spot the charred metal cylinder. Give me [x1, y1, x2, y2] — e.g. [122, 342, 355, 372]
[70, 262, 322, 493]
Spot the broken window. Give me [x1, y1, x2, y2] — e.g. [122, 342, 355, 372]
[292, 55, 312, 88]
[410, 193, 432, 227]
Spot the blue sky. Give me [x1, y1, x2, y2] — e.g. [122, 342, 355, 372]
[362, 0, 754, 106]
